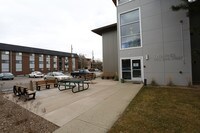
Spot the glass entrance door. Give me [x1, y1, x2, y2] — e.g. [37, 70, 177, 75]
[132, 59, 141, 79]
[122, 59, 131, 79]
[121, 58, 143, 81]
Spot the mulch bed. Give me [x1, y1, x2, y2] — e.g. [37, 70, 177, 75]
[0, 93, 59, 133]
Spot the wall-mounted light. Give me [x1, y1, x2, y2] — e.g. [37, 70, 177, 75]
[188, 0, 196, 3]
[145, 54, 149, 60]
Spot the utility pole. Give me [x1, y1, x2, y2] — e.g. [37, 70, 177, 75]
[92, 50, 94, 61]
[91, 50, 94, 69]
[71, 45, 73, 54]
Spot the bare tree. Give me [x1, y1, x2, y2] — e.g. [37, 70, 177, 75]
[78, 54, 88, 69]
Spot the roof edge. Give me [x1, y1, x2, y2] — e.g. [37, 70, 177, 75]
[112, 0, 117, 6]
[0, 42, 78, 57]
[92, 23, 117, 36]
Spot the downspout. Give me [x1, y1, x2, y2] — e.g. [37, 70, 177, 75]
[180, 20, 185, 64]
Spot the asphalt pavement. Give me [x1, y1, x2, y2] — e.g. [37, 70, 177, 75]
[0, 71, 102, 92]
[0, 76, 43, 92]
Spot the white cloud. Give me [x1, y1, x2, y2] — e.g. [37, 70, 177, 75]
[0, 0, 116, 60]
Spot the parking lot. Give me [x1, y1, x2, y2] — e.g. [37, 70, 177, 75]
[0, 76, 43, 92]
[0, 71, 102, 92]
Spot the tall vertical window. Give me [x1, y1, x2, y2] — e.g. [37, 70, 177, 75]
[53, 56, 57, 71]
[16, 52, 22, 72]
[29, 54, 35, 72]
[65, 57, 69, 72]
[1, 51, 9, 72]
[39, 54, 43, 71]
[46, 55, 50, 71]
[120, 9, 141, 49]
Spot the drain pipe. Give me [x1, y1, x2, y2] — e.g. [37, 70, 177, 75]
[180, 20, 185, 64]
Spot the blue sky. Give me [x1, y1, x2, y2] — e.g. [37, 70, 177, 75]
[0, 0, 116, 60]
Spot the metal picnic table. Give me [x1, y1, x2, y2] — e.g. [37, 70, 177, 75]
[57, 78, 90, 93]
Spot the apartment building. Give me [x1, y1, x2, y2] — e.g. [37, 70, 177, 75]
[0, 43, 78, 76]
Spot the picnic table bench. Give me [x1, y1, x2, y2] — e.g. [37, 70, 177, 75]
[46, 79, 58, 87]
[57, 78, 90, 93]
[36, 79, 58, 91]
[13, 85, 36, 101]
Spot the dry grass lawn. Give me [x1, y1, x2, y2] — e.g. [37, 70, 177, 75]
[108, 86, 200, 133]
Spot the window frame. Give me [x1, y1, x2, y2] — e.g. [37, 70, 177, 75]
[29, 54, 35, 70]
[53, 56, 57, 69]
[1, 51, 10, 72]
[39, 54, 44, 69]
[65, 57, 69, 71]
[119, 7, 142, 50]
[46, 55, 50, 68]
[16, 52, 22, 72]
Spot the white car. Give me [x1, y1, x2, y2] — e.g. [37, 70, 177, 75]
[44, 72, 72, 81]
[29, 71, 44, 78]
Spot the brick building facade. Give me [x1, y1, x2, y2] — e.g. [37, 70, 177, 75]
[0, 43, 79, 76]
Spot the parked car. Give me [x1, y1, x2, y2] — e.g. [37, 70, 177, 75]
[0, 72, 14, 80]
[89, 68, 100, 72]
[44, 72, 71, 81]
[71, 69, 96, 79]
[29, 71, 44, 78]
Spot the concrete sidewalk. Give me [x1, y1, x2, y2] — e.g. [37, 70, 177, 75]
[6, 78, 142, 133]
[54, 80, 142, 133]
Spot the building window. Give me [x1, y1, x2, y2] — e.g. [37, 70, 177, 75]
[1, 51, 9, 72]
[120, 8, 141, 49]
[29, 54, 35, 71]
[16, 52, 22, 72]
[53, 56, 57, 70]
[2, 51, 9, 55]
[2, 60, 9, 63]
[46, 55, 50, 70]
[39, 54, 43, 70]
[118, 0, 132, 5]
[65, 57, 69, 72]
[16, 52, 22, 56]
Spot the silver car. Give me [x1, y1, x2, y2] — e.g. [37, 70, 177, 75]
[29, 71, 44, 78]
[44, 72, 71, 81]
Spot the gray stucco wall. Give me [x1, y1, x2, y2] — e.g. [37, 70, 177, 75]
[102, 30, 118, 76]
[117, 0, 192, 85]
